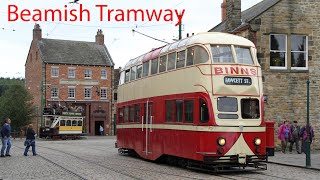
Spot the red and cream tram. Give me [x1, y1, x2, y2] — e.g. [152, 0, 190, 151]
[116, 32, 267, 171]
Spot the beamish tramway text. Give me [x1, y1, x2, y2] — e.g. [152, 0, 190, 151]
[7, 4, 185, 26]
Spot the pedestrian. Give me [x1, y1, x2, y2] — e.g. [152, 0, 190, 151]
[99, 125, 104, 136]
[1, 118, 12, 157]
[278, 120, 292, 153]
[300, 124, 315, 154]
[24, 124, 37, 156]
[289, 120, 301, 154]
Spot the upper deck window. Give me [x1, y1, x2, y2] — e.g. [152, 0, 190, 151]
[125, 69, 130, 83]
[137, 65, 142, 79]
[151, 58, 158, 75]
[131, 66, 137, 81]
[119, 71, 125, 85]
[167, 53, 176, 71]
[176, 50, 186, 68]
[143, 61, 150, 77]
[187, 46, 209, 66]
[159, 55, 167, 72]
[211, 45, 234, 63]
[235, 47, 254, 64]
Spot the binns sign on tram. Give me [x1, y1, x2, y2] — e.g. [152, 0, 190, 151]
[213, 66, 257, 76]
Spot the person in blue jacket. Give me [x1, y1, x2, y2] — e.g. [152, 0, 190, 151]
[1, 118, 12, 157]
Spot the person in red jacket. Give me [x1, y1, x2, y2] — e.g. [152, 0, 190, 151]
[278, 120, 292, 153]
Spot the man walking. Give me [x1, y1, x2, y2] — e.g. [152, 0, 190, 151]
[289, 121, 301, 154]
[99, 125, 104, 136]
[1, 118, 12, 157]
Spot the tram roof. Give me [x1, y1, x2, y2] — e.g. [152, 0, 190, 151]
[123, 32, 255, 70]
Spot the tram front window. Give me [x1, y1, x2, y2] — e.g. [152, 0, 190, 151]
[211, 45, 234, 63]
[235, 47, 254, 65]
[217, 97, 238, 119]
[241, 99, 260, 119]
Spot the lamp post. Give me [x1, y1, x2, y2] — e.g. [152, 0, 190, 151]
[306, 80, 311, 167]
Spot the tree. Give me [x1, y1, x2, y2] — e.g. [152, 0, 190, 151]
[0, 85, 34, 131]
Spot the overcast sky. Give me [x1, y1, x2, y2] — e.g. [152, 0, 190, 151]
[0, 0, 262, 78]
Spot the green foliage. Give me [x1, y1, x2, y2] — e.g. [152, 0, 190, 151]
[0, 84, 34, 131]
[0, 77, 25, 97]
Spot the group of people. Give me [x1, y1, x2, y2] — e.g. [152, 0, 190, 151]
[278, 120, 315, 154]
[1, 118, 37, 157]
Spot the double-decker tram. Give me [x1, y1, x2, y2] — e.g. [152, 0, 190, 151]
[116, 32, 267, 171]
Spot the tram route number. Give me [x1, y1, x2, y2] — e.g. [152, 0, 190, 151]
[224, 77, 252, 85]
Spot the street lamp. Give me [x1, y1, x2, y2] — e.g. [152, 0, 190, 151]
[306, 80, 311, 167]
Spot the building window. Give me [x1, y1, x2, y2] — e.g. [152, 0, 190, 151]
[68, 87, 75, 98]
[114, 93, 118, 101]
[68, 68, 76, 78]
[101, 69, 107, 79]
[291, 35, 308, 69]
[84, 69, 92, 79]
[270, 34, 287, 69]
[51, 87, 58, 98]
[51, 67, 59, 77]
[84, 87, 92, 99]
[100, 88, 107, 99]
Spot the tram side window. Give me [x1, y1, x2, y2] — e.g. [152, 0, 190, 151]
[72, 120, 77, 126]
[118, 108, 123, 123]
[125, 69, 130, 83]
[165, 101, 175, 122]
[78, 120, 82, 126]
[211, 45, 234, 63]
[60, 120, 65, 126]
[131, 66, 137, 81]
[66, 120, 71, 126]
[129, 105, 135, 122]
[167, 52, 176, 71]
[241, 99, 260, 119]
[135, 104, 141, 122]
[184, 100, 194, 123]
[176, 50, 186, 68]
[235, 46, 254, 65]
[119, 71, 125, 85]
[137, 65, 142, 79]
[124, 106, 129, 123]
[187, 46, 209, 66]
[200, 99, 209, 123]
[143, 61, 150, 77]
[186, 47, 194, 66]
[176, 100, 183, 122]
[151, 58, 158, 75]
[159, 55, 167, 72]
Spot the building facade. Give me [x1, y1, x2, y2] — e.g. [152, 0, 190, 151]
[210, 0, 319, 149]
[25, 24, 114, 136]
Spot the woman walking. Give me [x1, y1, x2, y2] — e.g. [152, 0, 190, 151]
[24, 124, 37, 156]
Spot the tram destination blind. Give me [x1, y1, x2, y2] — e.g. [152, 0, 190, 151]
[224, 77, 252, 85]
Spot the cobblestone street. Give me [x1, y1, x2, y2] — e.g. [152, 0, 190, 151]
[0, 137, 318, 180]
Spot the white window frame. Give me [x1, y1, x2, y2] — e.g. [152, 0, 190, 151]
[100, 87, 107, 99]
[291, 35, 308, 70]
[68, 67, 76, 78]
[51, 67, 59, 77]
[68, 86, 76, 99]
[84, 87, 92, 99]
[101, 69, 107, 79]
[84, 69, 92, 79]
[270, 34, 287, 70]
[51, 87, 59, 98]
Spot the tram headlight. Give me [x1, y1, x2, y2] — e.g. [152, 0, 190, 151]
[217, 137, 226, 146]
[254, 138, 261, 146]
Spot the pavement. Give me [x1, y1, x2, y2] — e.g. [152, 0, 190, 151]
[268, 151, 320, 170]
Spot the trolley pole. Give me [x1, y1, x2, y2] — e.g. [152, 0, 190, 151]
[306, 80, 311, 167]
[178, 12, 182, 40]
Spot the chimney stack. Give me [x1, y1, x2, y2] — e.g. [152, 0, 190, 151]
[95, 29, 104, 45]
[225, 0, 241, 32]
[33, 23, 42, 41]
[221, 0, 227, 21]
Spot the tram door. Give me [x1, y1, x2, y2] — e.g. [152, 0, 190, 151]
[142, 101, 153, 158]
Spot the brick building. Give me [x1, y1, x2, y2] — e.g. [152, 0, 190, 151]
[25, 24, 114, 136]
[210, 0, 319, 149]
[111, 68, 120, 135]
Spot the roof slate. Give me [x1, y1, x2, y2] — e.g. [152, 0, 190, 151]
[37, 39, 114, 66]
[209, 0, 281, 32]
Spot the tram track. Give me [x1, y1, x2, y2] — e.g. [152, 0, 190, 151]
[14, 145, 88, 180]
